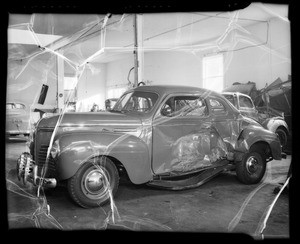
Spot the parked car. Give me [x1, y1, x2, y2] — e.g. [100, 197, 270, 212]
[6, 102, 31, 137]
[17, 85, 283, 208]
[222, 92, 289, 150]
[254, 79, 291, 136]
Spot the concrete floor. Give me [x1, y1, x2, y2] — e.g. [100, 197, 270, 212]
[5, 136, 291, 238]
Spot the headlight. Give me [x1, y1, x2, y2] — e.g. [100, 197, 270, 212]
[50, 140, 60, 159]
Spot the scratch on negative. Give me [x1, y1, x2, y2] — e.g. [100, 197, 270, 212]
[228, 182, 267, 232]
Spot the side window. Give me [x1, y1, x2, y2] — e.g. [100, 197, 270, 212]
[239, 96, 254, 109]
[208, 98, 226, 115]
[161, 96, 207, 117]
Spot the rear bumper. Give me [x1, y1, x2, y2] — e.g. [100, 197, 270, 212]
[16, 152, 57, 188]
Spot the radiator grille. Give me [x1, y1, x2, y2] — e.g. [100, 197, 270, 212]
[37, 144, 56, 177]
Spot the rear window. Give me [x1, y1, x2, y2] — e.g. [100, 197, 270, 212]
[239, 96, 254, 108]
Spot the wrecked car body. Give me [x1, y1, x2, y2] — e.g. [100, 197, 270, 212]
[254, 78, 291, 136]
[222, 91, 289, 150]
[17, 85, 283, 208]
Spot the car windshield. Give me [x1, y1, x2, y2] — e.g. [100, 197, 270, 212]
[6, 103, 14, 109]
[14, 103, 25, 109]
[6, 103, 25, 109]
[112, 91, 158, 114]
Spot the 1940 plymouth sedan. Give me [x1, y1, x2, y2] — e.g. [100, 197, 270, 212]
[17, 85, 283, 208]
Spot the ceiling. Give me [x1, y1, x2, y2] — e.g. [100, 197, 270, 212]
[7, 2, 289, 65]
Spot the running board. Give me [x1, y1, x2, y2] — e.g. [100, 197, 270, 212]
[147, 164, 233, 191]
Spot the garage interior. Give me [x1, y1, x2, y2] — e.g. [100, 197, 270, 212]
[6, 2, 292, 239]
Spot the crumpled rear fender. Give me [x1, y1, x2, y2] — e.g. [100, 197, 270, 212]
[236, 125, 282, 160]
[54, 132, 151, 184]
[261, 117, 289, 134]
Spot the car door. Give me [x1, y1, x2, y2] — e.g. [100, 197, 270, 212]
[206, 96, 240, 149]
[152, 94, 215, 175]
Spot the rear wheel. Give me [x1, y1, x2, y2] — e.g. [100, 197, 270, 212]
[67, 157, 119, 208]
[275, 127, 288, 150]
[236, 152, 266, 184]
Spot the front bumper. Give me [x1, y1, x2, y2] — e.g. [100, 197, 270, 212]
[16, 152, 57, 188]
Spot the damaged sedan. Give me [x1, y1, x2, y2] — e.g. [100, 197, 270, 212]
[16, 85, 283, 208]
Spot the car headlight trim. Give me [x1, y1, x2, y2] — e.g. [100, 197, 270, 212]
[50, 140, 60, 159]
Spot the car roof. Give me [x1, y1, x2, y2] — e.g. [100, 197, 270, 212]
[130, 85, 223, 98]
[222, 91, 252, 99]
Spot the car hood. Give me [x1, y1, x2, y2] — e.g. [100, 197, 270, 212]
[37, 112, 142, 130]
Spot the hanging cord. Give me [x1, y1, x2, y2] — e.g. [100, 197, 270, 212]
[127, 67, 134, 85]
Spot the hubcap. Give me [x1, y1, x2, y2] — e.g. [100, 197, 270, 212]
[245, 156, 259, 174]
[85, 170, 104, 193]
[82, 167, 110, 199]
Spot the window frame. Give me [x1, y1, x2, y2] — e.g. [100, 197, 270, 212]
[238, 94, 255, 109]
[156, 93, 209, 119]
[207, 96, 228, 116]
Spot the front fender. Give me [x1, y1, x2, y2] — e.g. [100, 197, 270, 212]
[54, 131, 152, 184]
[261, 117, 289, 134]
[236, 125, 282, 160]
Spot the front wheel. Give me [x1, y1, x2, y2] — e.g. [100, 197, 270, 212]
[67, 157, 119, 208]
[236, 152, 266, 184]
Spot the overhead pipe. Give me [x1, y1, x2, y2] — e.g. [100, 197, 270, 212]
[133, 14, 139, 88]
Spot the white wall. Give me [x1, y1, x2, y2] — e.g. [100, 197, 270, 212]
[105, 56, 134, 94]
[76, 63, 107, 111]
[144, 51, 203, 87]
[224, 17, 291, 90]
[105, 50, 204, 90]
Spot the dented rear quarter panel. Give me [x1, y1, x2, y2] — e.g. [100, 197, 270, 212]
[237, 123, 282, 160]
